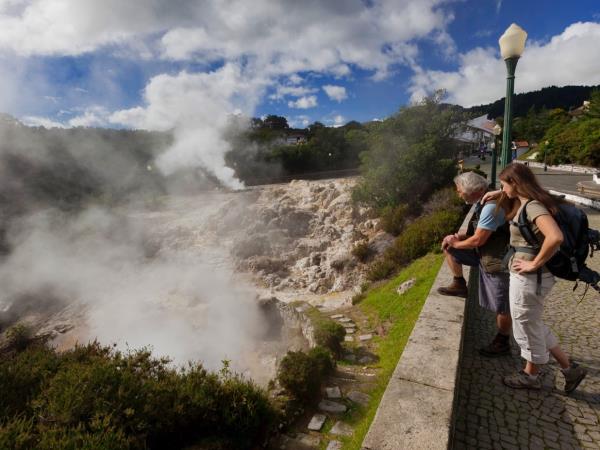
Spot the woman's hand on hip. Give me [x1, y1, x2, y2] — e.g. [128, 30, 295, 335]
[513, 258, 539, 274]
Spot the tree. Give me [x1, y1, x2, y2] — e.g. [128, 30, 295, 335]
[262, 115, 289, 130]
[352, 91, 464, 209]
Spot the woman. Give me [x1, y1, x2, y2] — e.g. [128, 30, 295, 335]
[489, 163, 587, 393]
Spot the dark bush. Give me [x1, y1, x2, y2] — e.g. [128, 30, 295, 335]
[0, 341, 277, 450]
[366, 257, 397, 282]
[277, 346, 334, 404]
[421, 186, 464, 217]
[313, 320, 346, 357]
[379, 204, 409, 236]
[5, 324, 34, 352]
[351, 241, 371, 262]
[308, 346, 335, 376]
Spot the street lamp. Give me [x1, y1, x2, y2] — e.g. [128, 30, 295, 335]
[544, 140, 549, 171]
[499, 23, 527, 168]
[491, 124, 502, 188]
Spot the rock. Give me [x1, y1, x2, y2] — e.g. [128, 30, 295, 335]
[326, 386, 341, 399]
[338, 317, 352, 323]
[368, 231, 394, 254]
[343, 353, 356, 362]
[318, 400, 347, 414]
[347, 390, 371, 406]
[345, 328, 355, 334]
[294, 433, 321, 448]
[359, 334, 373, 341]
[358, 355, 376, 364]
[307, 414, 327, 431]
[330, 421, 353, 437]
[330, 314, 344, 319]
[326, 441, 343, 450]
[341, 322, 355, 329]
[396, 278, 416, 295]
[344, 336, 354, 342]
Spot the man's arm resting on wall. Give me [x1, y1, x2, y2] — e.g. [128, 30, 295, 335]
[451, 228, 493, 250]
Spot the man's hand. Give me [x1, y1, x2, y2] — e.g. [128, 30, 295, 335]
[441, 233, 459, 250]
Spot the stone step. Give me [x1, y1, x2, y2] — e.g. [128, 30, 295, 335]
[326, 441, 342, 450]
[307, 413, 327, 431]
[347, 390, 371, 406]
[318, 399, 347, 414]
[330, 421, 353, 437]
[325, 386, 341, 399]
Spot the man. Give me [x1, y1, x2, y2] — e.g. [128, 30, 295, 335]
[439, 172, 511, 357]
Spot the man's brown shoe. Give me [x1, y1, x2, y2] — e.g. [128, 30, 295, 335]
[437, 277, 468, 298]
[479, 333, 510, 357]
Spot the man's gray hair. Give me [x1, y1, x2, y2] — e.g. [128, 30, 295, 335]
[454, 171, 488, 195]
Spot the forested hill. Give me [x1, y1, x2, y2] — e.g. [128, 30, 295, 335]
[466, 85, 600, 119]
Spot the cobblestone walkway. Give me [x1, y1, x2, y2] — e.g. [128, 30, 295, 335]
[453, 210, 600, 449]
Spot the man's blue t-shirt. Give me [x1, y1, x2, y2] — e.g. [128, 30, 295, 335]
[477, 202, 505, 231]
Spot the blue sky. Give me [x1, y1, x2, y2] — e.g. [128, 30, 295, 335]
[0, 0, 599, 130]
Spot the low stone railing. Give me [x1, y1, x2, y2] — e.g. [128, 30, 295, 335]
[362, 207, 475, 450]
[514, 160, 599, 175]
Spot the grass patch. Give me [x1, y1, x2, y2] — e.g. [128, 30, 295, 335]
[338, 252, 444, 450]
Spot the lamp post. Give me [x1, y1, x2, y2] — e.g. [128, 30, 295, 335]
[544, 140, 549, 171]
[498, 23, 527, 168]
[491, 124, 502, 188]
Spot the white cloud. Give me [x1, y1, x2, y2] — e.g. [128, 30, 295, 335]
[21, 115, 65, 128]
[288, 95, 317, 109]
[269, 85, 317, 100]
[322, 85, 347, 102]
[409, 22, 600, 107]
[333, 115, 346, 127]
[288, 114, 311, 128]
[68, 105, 111, 127]
[0, 0, 453, 78]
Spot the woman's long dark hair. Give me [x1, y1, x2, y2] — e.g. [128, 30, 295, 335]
[498, 163, 562, 214]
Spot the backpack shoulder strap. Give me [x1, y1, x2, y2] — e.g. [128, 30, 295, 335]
[517, 200, 540, 248]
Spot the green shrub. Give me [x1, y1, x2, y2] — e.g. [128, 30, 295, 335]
[366, 258, 397, 282]
[0, 344, 60, 418]
[352, 292, 366, 305]
[0, 341, 277, 450]
[313, 320, 346, 357]
[388, 208, 462, 264]
[308, 346, 335, 376]
[277, 346, 334, 404]
[379, 204, 409, 236]
[0, 417, 37, 450]
[367, 207, 463, 282]
[5, 324, 34, 352]
[351, 241, 371, 262]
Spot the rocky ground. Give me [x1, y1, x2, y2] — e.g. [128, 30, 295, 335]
[208, 178, 392, 306]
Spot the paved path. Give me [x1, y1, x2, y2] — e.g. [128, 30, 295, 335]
[463, 156, 594, 197]
[452, 210, 600, 449]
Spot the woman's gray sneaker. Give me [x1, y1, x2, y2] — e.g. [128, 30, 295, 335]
[502, 370, 541, 390]
[562, 363, 587, 394]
